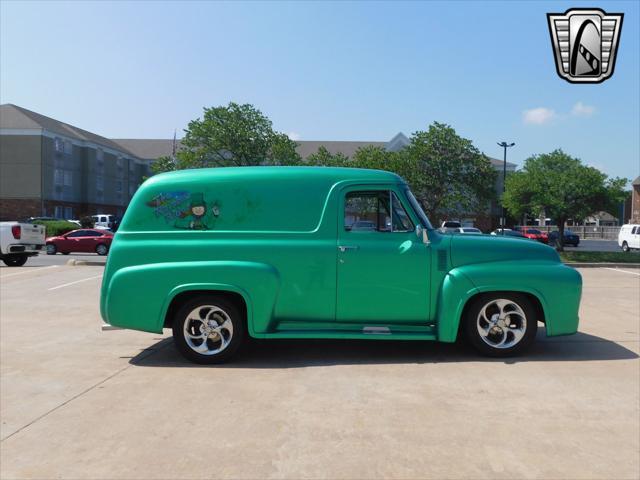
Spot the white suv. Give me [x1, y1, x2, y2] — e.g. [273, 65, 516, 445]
[92, 214, 116, 230]
[618, 224, 640, 252]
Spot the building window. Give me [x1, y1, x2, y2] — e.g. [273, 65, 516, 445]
[116, 156, 124, 170]
[96, 175, 104, 190]
[96, 149, 104, 170]
[54, 169, 64, 186]
[64, 206, 73, 219]
[63, 140, 72, 155]
[116, 180, 122, 193]
[54, 206, 64, 218]
[63, 171, 72, 187]
[54, 138, 63, 152]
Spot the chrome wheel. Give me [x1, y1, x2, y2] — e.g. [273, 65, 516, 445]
[476, 298, 527, 349]
[96, 244, 108, 255]
[183, 305, 234, 356]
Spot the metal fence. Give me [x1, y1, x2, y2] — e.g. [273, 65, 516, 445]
[536, 226, 621, 240]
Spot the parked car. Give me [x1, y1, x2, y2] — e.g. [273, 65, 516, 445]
[548, 229, 580, 247]
[458, 227, 482, 234]
[443, 227, 483, 234]
[514, 227, 549, 244]
[441, 220, 462, 229]
[46, 229, 113, 255]
[618, 224, 640, 252]
[92, 214, 117, 230]
[100, 167, 582, 364]
[490, 228, 527, 239]
[0, 221, 46, 266]
[20, 216, 62, 223]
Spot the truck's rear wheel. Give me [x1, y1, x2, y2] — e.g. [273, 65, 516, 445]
[172, 295, 245, 364]
[2, 254, 28, 267]
[463, 293, 537, 357]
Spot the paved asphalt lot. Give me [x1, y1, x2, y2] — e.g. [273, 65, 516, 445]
[0, 264, 638, 479]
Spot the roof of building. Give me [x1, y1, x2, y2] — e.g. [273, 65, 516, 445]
[632, 176, 640, 186]
[111, 138, 181, 160]
[114, 136, 516, 168]
[587, 211, 618, 221]
[0, 104, 137, 156]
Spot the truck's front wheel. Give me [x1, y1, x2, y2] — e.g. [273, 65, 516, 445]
[2, 254, 28, 267]
[172, 295, 245, 364]
[463, 293, 537, 357]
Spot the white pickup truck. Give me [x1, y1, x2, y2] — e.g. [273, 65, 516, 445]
[0, 222, 46, 266]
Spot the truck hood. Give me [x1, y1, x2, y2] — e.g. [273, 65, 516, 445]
[450, 234, 560, 267]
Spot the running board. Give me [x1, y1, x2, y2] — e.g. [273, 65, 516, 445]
[363, 326, 391, 335]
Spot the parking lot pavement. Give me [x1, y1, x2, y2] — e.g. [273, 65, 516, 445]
[0, 266, 638, 479]
[577, 239, 626, 253]
[13, 252, 106, 267]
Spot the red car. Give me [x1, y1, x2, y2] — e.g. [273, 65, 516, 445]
[46, 229, 113, 256]
[514, 227, 549, 244]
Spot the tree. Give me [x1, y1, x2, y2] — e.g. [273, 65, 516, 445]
[503, 149, 627, 250]
[403, 122, 497, 222]
[152, 103, 300, 173]
[306, 146, 350, 167]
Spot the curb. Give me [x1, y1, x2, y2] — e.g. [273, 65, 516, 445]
[564, 262, 640, 269]
[66, 259, 106, 267]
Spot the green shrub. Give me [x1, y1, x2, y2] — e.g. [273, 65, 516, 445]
[80, 216, 94, 228]
[34, 220, 78, 237]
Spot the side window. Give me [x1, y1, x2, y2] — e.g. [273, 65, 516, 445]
[632, 227, 637, 234]
[344, 191, 413, 232]
[67, 230, 85, 238]
[390, 192, 413, 231]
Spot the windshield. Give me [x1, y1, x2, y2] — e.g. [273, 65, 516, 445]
[405, 187, 433, 229]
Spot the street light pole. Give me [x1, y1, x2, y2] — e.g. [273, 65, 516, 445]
[497, 141, 515, 235]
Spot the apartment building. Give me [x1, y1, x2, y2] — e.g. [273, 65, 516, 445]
[0, 104, 151, 220]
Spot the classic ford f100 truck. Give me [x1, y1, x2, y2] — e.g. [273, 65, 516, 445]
[100, 167, 582, 363]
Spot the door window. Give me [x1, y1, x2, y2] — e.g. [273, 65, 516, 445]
[344, 191, 414, 232]
[67, 230, 86, 238]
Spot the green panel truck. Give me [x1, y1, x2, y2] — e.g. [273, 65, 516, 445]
[100, 167, 582, 363]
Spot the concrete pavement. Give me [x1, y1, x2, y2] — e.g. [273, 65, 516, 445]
[0, 265, 638, 479]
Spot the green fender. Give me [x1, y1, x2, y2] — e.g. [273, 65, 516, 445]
[103, 261, 280, 334]
[436, 261, 582, 342]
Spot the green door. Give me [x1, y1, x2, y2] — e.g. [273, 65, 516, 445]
[336, 186, 431, 325]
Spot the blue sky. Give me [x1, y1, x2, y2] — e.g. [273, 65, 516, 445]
[1, 0, 638, 180]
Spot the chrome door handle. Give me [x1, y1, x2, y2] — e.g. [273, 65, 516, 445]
[338, 245, 359, 252]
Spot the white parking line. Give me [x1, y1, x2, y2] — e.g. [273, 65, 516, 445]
[48, 274, 103, 291]
[1, 265, 58, 278]
[602, 267, 640, 276]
